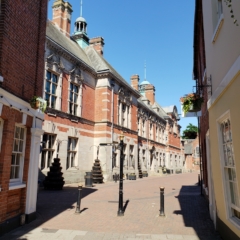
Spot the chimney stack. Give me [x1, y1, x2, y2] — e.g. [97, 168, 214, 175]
[89, 37, 105, 55]
[145, 85, 155, 105]
[52, 0, 73, 38]
[131, 75, 139, 91]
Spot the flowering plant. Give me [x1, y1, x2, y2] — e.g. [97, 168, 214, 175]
[180, 93, 204, 113]
[29, 96, 47, 112]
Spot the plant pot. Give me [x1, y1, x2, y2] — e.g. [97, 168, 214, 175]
[31, 100, 40, 109]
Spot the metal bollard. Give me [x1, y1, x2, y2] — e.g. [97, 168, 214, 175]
[159, 187, 165, 216]
[126, 173, 128, 180]
[198, 174, 200, 186]
[75, 185, 83, 214]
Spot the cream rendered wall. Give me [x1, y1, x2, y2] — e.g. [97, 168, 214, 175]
[203, 0, 240, 236]
[208, 75, 240, 236]
[202, 0, 240, 92]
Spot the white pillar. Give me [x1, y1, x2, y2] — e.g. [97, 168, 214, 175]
[25, 127, 44, 217]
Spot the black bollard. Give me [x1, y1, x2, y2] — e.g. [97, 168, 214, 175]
[198, 174, 200, 186]
[159, 187, 165, 216]
[75, 185, 83, 214]
[114, 173, 117, 183]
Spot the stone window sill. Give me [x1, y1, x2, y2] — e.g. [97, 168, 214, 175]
[9, 182, 26, 190]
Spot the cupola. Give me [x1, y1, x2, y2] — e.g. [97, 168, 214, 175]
[71, 0, 89, 48]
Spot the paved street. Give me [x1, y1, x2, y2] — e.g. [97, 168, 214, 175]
[1, 172, 222, 240]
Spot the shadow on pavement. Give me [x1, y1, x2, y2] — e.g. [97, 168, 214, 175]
[36, 185, 97, 222]
[173, 185, 222, 240]
[123, 199, 129, 212]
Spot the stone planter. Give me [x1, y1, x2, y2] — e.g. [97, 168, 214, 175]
[142, 171, 148, 177]
[128, 173, 136, 180]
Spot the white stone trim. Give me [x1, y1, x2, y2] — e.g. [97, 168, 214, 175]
[216, 111, 240, 229]
[208, 55, 240, 110]
[0, 88, 44, 120]
[9, 183, 26, 190]
[25, 128, 44, 215]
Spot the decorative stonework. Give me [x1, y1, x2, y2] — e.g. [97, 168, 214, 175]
[69, 67, 84, 84]
[118, 87, 132, 106]
[46, 52, 65, 73]
[46, 38, 96, 77]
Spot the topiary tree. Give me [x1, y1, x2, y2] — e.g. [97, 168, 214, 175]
[182, 123, 198, 139]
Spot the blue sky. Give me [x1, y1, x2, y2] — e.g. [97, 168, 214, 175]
[48, 0, 198, 132]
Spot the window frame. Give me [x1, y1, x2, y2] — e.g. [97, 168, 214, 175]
[68, 81, 80, 116]
[41, 133, 56, 170]
[45, 70, 59, 109]
[66, 137, 78, 169]
[10, 125, 27, 185]
[212, 0, 224, 43]
[217, 111, 240, 227]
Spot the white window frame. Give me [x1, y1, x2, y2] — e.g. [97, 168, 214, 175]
[45, 70, 59, 109]
[129, 145, 134, 168]
[149, 123, 153, 140]
[41, 133, 56, 170]
[217, 111, 240, 227]
[9, 125, 27, 188]
[68, 82, 80, 116]
[212, 0, 224, 43]
[66, 137, 78, 169]
[142, 120, 145, 138]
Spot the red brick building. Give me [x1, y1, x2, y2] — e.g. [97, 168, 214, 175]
[0, 0, 48, 235]
[39, 0, 183, 184]
[193, 0, 209, 195]
[183, 136, 200, 172]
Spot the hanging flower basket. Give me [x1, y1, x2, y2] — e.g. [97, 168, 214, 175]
[180, 93, 204, 114]
[30, 96, 47, 112]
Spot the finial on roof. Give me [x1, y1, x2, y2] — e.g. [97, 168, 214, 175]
[144, 61, 147, 80]
[80, 0, 83, 17]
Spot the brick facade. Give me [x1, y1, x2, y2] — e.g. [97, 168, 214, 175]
[193, 0, 208, 195]
[39, 0, 183, 185]
[0, 0, 47, 235]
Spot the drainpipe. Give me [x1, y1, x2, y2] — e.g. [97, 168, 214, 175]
[111, 80, 115, 169]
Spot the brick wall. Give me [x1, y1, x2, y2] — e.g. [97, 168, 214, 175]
[0, 0, 48, 227]
[0, 0, 47, 101]
[0, 106, 33, 223]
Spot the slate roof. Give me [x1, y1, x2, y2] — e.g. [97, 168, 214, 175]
[84, 46, 140, 96]
[46, 21, 94, 70]
[46, 21, 140, 97]
[138, 97, 167, 122]
[152, 102, 169, 119]
[162, 105, 180, 121]
[162, 105, 175, 113]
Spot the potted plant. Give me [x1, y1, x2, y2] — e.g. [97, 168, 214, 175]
[30, 96, 47, 112]
[180, 93, 204, 113]
[30, 96, 40, 109]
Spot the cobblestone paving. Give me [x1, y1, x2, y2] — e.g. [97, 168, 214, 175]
[1, 172, 222, 240]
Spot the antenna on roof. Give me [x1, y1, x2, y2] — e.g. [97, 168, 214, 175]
[144, 61, 147, 80]
[80, 0, 83, 17]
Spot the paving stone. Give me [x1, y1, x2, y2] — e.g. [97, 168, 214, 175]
[1, 173, 222, 240]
